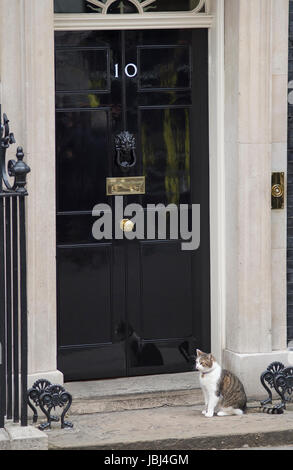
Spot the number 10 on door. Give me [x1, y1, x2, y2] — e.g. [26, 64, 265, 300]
[115, 63, 138, 78]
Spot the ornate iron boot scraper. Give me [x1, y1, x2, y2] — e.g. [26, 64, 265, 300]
[260, 362, 293, 414]
[27, 379, 73, 430]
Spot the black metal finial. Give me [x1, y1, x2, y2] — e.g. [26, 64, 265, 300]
[8, 147, 30, 194]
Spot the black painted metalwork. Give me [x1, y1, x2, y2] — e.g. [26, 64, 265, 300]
[115, 131, 137, 170]
[260, 362, 293, 413]
[0, 107, 30, 428]
[27, 379, 73, 431]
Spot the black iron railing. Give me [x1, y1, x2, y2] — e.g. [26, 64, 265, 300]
[0, 107, 30, 428]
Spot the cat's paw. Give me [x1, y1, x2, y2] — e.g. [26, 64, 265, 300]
[202, 409, 207, 415]
[217, 411, 226, 417]
[205, 411, 214, 418]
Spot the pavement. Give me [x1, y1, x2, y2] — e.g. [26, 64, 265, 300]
[43, 404, 293, 450]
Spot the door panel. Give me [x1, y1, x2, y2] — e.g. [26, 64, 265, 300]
[57, 242, 127, 380]
[55, 29, 210, 381]
[56, 109, 111, 211]
[140, 107, 191, 205]
[127, 244, 196, 376]
[138, 46, 191, 90]
[139, 242, 193, 340]
[58, 246, 112, 347]
[55, 48, 110, 92]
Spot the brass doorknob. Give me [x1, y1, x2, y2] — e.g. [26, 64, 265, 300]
[120, 219, 135, 232]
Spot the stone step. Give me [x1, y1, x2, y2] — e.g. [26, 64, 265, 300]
[65, 371, 203, 415]
[47, 404, 293, 451]
[69, 388, 204, 415]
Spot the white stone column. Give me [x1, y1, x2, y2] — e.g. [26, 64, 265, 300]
[208, 0, 226, 362]
[224, 0, 289, 397]
[271, 0, 288, 351]
[0, 0, 63, 385]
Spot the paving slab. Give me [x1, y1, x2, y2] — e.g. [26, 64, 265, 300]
[45, 404, 293, 450]
[0, 429, 10, 450]
[5, 422, 48, 450]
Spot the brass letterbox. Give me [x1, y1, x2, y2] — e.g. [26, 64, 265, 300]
[106, 176, 145, 196]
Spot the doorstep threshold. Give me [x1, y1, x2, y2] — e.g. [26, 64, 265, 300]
[65, 371, 200, 401]
[63, 372, 202, 414]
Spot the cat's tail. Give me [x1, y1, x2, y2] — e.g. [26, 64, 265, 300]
[260, 405, 284, 414]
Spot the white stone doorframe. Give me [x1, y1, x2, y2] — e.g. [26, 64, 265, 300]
[0, 0, 224, 387]
[0, 0, 63, 387]
[0, 0, 289, 397]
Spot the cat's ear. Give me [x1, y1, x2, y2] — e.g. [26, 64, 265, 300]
[196, 349, 204, 357]
[208, 353, 216, 362]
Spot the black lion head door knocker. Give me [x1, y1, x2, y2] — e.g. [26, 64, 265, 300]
[115, 131, 137, 172]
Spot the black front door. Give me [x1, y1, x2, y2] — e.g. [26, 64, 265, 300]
[55, 29, 210, 381]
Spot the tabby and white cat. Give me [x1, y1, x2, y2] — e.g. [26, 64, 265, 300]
[196, 349, 247, 418]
